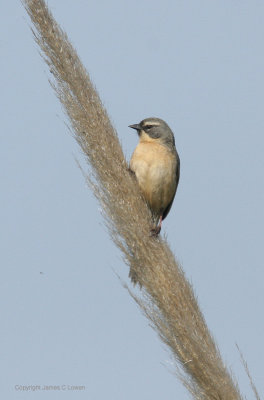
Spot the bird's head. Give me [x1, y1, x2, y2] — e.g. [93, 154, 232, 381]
[129, 117, 175, 148]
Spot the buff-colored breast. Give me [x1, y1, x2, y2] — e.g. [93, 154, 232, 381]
[130, 140, 177, 217]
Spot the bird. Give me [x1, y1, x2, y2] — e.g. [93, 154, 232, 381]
[129, 117, 180, 235]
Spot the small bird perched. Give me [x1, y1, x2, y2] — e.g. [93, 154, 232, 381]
[129, 117, 180, 235]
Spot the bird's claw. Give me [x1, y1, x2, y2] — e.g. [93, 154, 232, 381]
[150, 226, 161, 237]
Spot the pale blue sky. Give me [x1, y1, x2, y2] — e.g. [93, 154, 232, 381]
[1, 1, 264, 399]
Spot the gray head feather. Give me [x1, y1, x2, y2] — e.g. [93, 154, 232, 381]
[130, 117, 176, 150]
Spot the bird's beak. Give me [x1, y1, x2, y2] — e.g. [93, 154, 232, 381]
[129, 124, 141, 131]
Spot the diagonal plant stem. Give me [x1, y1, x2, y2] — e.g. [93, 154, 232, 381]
[22, 1, 247, 398]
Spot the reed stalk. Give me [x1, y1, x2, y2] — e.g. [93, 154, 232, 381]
[22, 1, 252, 398]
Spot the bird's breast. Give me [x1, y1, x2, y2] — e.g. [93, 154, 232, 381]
[130, 141, 177, 215]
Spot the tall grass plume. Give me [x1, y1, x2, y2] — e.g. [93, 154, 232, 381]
[22, 1, 255, 399]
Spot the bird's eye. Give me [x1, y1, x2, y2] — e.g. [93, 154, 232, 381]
[144, 125, 152, 131]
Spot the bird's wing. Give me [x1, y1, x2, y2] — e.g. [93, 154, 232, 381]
[162, 154, 180, 221]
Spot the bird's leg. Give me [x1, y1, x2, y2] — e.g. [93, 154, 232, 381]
[150, 215, 162, 236]
[156, 215, 163, 233]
